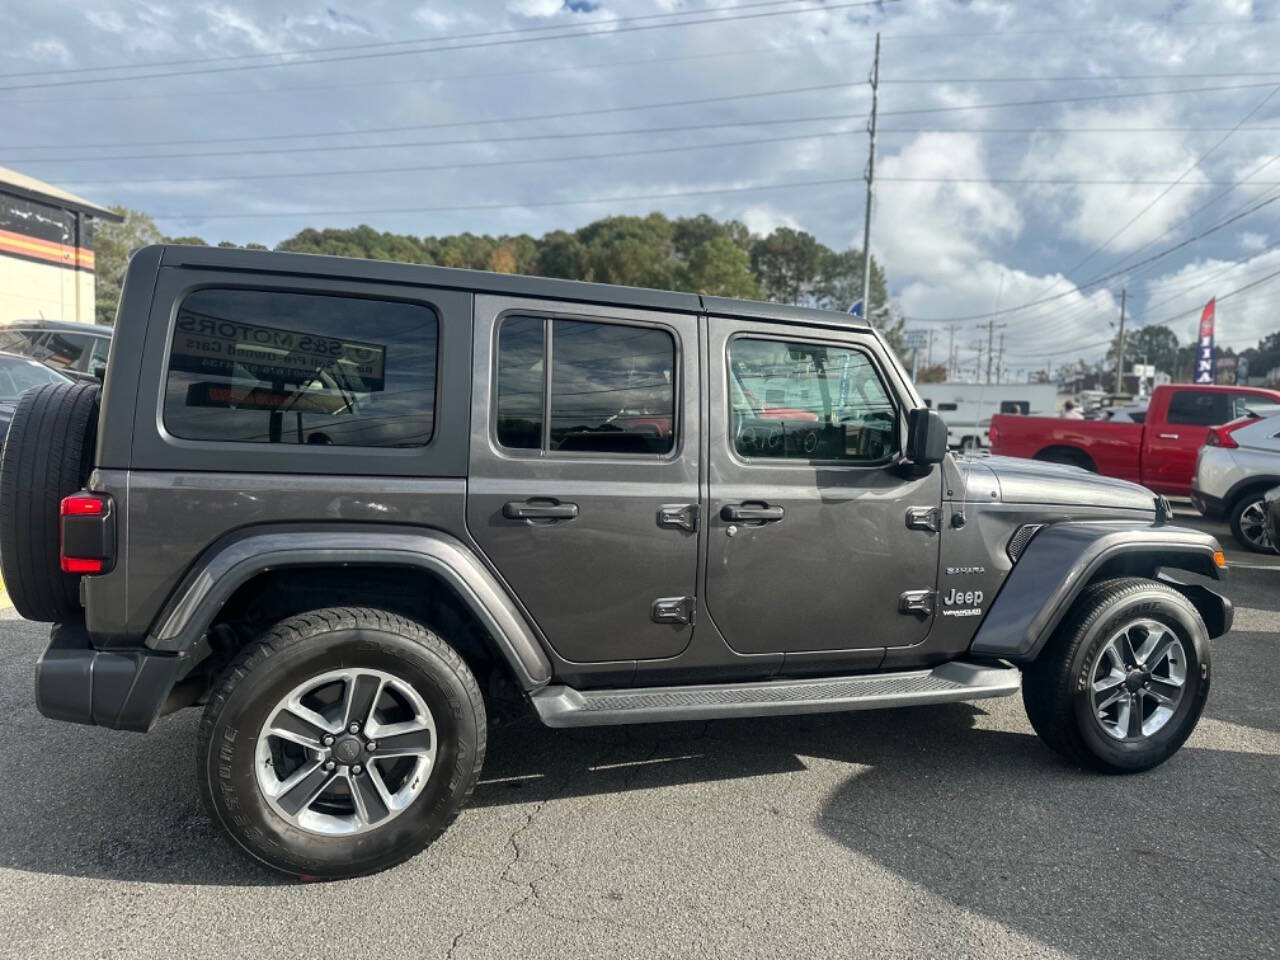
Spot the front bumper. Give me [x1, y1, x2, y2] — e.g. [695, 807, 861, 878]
[36, 621, 184, 732]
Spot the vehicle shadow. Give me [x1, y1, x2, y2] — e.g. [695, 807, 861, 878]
[2, 688, 1273, 945]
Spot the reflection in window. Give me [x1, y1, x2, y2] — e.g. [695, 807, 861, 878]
[163, 289, 437, 447]
[493, 317, 676, 456]
[728, 337, 897, 462]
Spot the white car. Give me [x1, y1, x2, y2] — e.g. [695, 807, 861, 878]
[1192, 411, 1280, 553]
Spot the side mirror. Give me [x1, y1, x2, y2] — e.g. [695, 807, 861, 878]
[906, 408, 948, 464]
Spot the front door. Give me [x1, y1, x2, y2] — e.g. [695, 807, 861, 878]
[467, 295, 700, 664]
[704, 316, 942, 656]
[1144, 390, 1248, 495]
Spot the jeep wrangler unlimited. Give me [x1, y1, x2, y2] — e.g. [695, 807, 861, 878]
[0, 245, 1232, 879]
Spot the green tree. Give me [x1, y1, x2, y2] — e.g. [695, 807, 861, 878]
[915, 363, 948, 383]
[535, 229, 590, 280]
[681, 235, 760, 298]
[750, 227, 823, 304]
[93, 206, 165, 325]
[577, 214, 676, 289]
[1109, 324, 1179, 375]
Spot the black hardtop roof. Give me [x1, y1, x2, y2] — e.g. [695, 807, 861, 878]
[0, 318, 113, 336]
[155, 244, 874, 334]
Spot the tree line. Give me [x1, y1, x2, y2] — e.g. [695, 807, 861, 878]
[94, 207, 901, 347]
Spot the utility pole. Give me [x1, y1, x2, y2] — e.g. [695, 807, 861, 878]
[1114, 288, 1127, 395]
[946, 323, 960, 380]
[996, 332, 1006, 383]
[926, 328, 935, 367]
[983, 319, 1006, 383]
[971, 340, 986, 382]
[859, 32, 881, 324]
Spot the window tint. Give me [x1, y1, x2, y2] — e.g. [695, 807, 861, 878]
[164, 288, 437, 447]
[0, 329, 49, 359]
[1167, 391, 1231, 426]
[495, 316, 545, 450]
[1000, 400, 1029, 414]
[729, 338, 897, 462]
[493, 317, 676, 456]
[41, 333, 92, 370]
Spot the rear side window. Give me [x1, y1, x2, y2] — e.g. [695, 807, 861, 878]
[936, 402, 958, 412]
[163, 288, 438, 447]
[0, 329, 49, 359]
[494, 315, 676, 456]
[1167, 391, 1231, 426]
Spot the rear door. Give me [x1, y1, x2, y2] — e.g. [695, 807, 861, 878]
[704, 315, 941, 659]
[466, 295, 700, 664]
[1144, 390, 1235, 494]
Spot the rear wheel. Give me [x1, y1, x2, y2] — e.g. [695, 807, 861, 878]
[1229, 491, 1276, 554]
[197, 607, 486, 878]
[1022, 578, 1209, 774]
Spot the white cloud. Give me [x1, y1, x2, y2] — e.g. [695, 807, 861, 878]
[26, 38, 70, 64]
[872, 133, 1022, 277]
[507, 0, 564, 17]
[1019, 105, 1209, 252]
[1239, 231, 1269, 252]
[1143, 250, 1280, 352]
[740, 205, 801, 236]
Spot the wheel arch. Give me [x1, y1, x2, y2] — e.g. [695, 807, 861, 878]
[1224, 474, 1280, 511]
[970, 521, 1232, 663]
[1033, 445, 1098, 472]
[147, 524, 553, 692]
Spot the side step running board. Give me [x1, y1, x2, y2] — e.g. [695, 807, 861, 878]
[531, 660, 1020, 728]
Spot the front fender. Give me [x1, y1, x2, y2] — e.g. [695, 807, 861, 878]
[146, 524, 553, 690]
[970, 521, 1229, 663]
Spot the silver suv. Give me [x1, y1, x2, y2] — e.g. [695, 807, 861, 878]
[1192, 409, 1280, 553]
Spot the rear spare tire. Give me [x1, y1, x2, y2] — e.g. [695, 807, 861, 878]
[0, 381, 101, 621]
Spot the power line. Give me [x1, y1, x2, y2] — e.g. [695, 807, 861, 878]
[147, 174, 876, 221]
[0, 0, 896, 93]
[15, 80, 1277, 163]
[1, 81, 859, 151]
[905, 192, 1280, 323]
[0, 0, 836, 80]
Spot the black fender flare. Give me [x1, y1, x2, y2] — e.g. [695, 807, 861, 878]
[969, 521, 1231, 663]
[146, 524, 553, 689]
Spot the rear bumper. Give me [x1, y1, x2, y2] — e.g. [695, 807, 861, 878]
[36, 621, 184, 732]
[1190, 489, 1226, 520]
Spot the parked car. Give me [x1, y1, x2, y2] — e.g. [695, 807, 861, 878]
[989, 383, 1280, 496]
[0, 350, 72, 442]
[0, 318, 112, 382]
[0, 245, 1232, 879]
[1191, 412, 1280, 553]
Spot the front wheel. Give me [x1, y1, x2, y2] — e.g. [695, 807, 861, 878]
[1022, 578, 1209, 774]
[197, 607, 486, 878]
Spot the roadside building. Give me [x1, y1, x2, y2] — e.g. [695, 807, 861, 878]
[0, 166, 122, 327]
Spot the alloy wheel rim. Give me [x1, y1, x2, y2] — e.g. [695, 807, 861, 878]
[1239, 499, 1274, 551]
[1089, 619, 1187, 742]
[255, 668, 436, 836]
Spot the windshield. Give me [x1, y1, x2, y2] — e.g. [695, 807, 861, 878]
[0, 355, 70, 401]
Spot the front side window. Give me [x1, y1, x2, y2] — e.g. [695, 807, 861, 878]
[1167, 391, 1230, 426]
[728, 337, 897, 462]
[164, 288, 437, 447]
[494, 316, 676, 456]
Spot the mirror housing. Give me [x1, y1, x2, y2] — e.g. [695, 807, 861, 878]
[906, 408, 948, 465]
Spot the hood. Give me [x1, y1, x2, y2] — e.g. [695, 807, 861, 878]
[957, 455, 1157, 513]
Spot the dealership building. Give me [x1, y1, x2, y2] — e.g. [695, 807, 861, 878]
[0, 166, 122, 326]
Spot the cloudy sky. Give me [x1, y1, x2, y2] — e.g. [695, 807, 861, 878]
[3, 0, 1279, 376]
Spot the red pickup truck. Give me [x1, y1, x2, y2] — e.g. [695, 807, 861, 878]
[988, 383, 1280, 496]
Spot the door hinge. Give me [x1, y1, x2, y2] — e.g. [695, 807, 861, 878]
[658, 503, 699, 532]
[905, 506, 940, 532]
[651, 596, 695, 625]
[899, 589, 935, 617]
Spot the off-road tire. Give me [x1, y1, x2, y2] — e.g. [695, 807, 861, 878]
[197, 606, 487, 879]
[0, 381, 101, 621]
[1022, 577, 1210, 774]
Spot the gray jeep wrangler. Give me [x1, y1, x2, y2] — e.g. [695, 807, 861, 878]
[0, 245, 1232, 879]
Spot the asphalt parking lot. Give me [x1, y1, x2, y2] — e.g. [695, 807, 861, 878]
[0, 511, 1275, 960]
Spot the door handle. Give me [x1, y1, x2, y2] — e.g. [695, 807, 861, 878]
[1158, 433, 1179, 440]
[502, 499, 579, 521]
[721, 502, 785, 523]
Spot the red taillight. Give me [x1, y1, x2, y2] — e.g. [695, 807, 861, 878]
[61, 556, 104, 574]
[61, 495, 104, 516]
[1206, 419, 1250, 449]
[988, 421, 1000, 449]
[60, 493, 110, 575]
